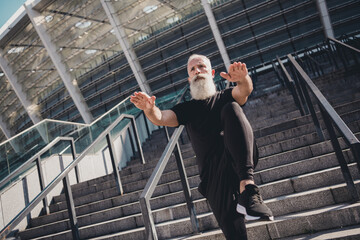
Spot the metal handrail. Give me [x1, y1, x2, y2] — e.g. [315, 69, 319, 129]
[287, 54, 360, 202]
[275, 56, 305, 116]
[0, 113, 145, 240]
[139, 88, 199, 239]
[139, 125, 199, 240]
[327, 37, 360, 69]
[0, 137, 79, 191]
[328, 37, 360, 54]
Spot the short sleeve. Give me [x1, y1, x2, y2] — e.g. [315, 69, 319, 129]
[171, 102, 191, 125]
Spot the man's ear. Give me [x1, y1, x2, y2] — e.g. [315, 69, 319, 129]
[188, 77, 191, 83]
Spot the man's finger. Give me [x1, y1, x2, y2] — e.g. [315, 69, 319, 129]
[220, 72, 230, 80]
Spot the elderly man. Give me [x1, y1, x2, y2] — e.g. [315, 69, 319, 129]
[130, 54, 273, 239]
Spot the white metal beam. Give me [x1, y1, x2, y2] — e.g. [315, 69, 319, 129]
[201, 0, 231, 71]
[0, 50, 42, 125]
[101, 0, 152, 95]
[0, 115, 12, 139]
[316, 0, 335, 39]
[24, 3, 93, 124]
[0, 115, 21, 152]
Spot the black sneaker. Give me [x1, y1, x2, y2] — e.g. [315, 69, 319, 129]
[236, 184, 274, 221]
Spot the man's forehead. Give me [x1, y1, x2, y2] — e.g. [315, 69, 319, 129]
[188, 57, 209, 68]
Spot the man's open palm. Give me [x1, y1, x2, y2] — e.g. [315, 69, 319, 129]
[220, 62, 249, 83]
[130, 92, 156, 111]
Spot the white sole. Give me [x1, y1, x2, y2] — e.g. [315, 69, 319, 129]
[236, 204, 274, 221]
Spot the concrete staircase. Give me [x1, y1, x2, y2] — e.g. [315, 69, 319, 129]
[17, 67, 360, 239]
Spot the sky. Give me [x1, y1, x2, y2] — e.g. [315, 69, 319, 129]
[0, 0, 27, 29]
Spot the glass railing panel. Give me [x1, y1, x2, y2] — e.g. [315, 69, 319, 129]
[0, 87, 187, 185]
[0, 120, 85, 183]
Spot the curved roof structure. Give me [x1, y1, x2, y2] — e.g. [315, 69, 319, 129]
[0, 0, 359, 142]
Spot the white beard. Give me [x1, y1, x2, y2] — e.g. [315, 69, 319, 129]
[189, 74, 217, 100]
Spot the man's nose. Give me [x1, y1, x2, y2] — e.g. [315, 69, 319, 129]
[195, 67, 200, 74]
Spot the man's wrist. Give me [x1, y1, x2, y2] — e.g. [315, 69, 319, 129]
[144, 105, 156, 114]
[236, 75, 250, 84]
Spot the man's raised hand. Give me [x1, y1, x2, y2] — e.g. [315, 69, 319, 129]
[220, 62, 249, 84]
[130, 92, 156, 111]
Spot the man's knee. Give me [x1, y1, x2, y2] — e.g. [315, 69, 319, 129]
[221, 102, 245, 121]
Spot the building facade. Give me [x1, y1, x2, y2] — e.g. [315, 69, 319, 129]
[0, 0, 359, 142]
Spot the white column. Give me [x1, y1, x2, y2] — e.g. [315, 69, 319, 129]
[0, 115, 21, 152]
[316, 0, 335, 38]
[0, 50, 42, 125]
[100, 0, 152, 94]
[0, 115, 12, 139]
[201, 0, 231, 71]
[24, 3, 93, 124]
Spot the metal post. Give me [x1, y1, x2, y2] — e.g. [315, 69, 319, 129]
[173, 142, 199, 233]
[334, 43, 348, 70]
[296, 70, 325, 141]
[143, 113, 151, 140]
[289, 63, 309, 115]
[139, 198, 158, 240]
[290, 81, 305, 116]
[306, 53, 317, 76]
[106, 133, 123, 195]
[63, 173, 80, 239]
[272, 61, 284, 86]
[351, 142, 360, 175]
[36, 157, 49, 215]
[130, 117, 145, 164]
[70, 140, 80, 183]
[277, 57, 305, 116]
[59, 150, 80, 239]
[164, 127, 170, 142]
[320, 107, 359, 202]
[327, 40, 340, 70]
[22, 177, 31, 225]
[127, 127, 136, 157]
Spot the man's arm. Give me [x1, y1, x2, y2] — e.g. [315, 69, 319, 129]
[130, 91, 179, 127]
[220, 62, 253, 106]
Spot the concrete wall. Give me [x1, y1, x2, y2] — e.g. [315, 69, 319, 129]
[0, 115, 160, 235]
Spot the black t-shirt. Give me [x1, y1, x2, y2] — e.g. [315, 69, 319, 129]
[171, 88, 235, 182]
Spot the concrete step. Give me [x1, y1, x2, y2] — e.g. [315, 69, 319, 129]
[252, 96, 360, 136]
[171, 224, 360, 240]
[260, 163, 359, 200]
[69, 114, 359, 200]
[278, 224, 360, 240]
[258, 127, 359, 172]
[51, 129, 358, 210]
[259, 127, 359, 158]
[51, 125, 359, 212]
[256, 150, 355, 185]
[250, 109, 302, 131]
[246, 74, 360, 118]
[52, 157, 199, 204]
[25, 142, 360, 238]
[254, 100, 360, 145]
[28, 199, 360, 239]
[29, 160, 360, 234]
[68, 143, 194, 192]
[246, 202, 360, 240]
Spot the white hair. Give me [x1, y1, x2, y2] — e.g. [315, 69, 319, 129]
[187, 54, 212, 70]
